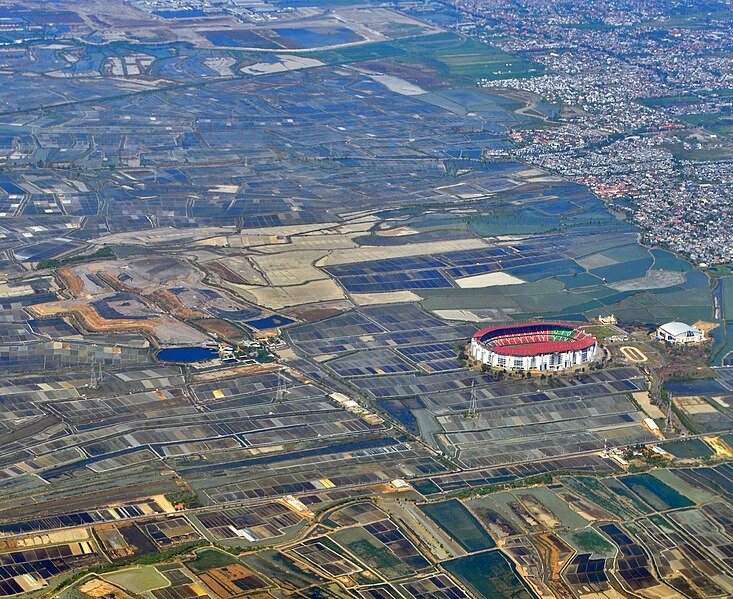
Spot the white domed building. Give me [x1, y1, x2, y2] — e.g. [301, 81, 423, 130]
[656, 322, 704, 345]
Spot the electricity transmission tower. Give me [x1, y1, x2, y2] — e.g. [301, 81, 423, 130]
[664, 392, 675, 433]
[467, 380, 478, 419]
[89, 359, 103, 389]
[275, 373, 287, 404]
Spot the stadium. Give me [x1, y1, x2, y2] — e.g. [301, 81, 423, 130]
[470, 322, 598, 372]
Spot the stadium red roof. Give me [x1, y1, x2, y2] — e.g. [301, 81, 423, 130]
[472, 322, 596, 356]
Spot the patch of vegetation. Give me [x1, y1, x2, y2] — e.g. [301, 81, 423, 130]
[345, 538, 406, 577]
[185, 548, 239, 573]
[663, 141, 733, 161]
[304, 31, 542, 84]
[447, 471, 589, 499]
[561, 477, 638, 520]
[704, 263, 733, 277]
[444, 550, 531, 599]
[583, 324, 623, 341]
[256, 348, 275, 363]
[431, 36, 542, 81]
[38, 246, 115, 270]
[563, 528, 615, 558]
[331, 527, 412, 579]
[166, 492, 202, 509]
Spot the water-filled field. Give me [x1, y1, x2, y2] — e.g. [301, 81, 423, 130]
[664, 379, 728, 395]
[662, 439, 715, 459]
[620, 473, 694, 510]
[419, 499, 496, 552]
[444, 550, 534, 598]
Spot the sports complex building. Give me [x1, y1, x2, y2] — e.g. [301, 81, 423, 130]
[470, 322, 598, 372]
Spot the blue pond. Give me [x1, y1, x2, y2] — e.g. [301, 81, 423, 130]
[154, 9, 206, 18]
[157, 347, 218, 363]
[246, 315, 295, 330]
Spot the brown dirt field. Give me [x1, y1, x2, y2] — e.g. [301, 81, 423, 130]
[196, 319, 247, 342]
[693, 320, 719, 334]
[281, 299, 352, 322]
[705, 436, 733, 458]
[198, 574, 234, 599]
[534, 533, 575, 599]
[58, 267, 87, 298]
[205, 261, 249, 285]
[79, 578, 135, 599]
[104, 274, 138, 295]
[151, 289, 206, 320]
[30, 302, 162, 337]
[199, 565, 266, 598]
[191, 363, 279, 382]
[281, 306, 345, 322]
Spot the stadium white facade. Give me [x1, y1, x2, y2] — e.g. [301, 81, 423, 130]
[470, 322, 598, 372]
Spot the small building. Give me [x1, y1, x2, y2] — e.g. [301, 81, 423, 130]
[656, 322, 704, 345]
[643, 417, 663, 438]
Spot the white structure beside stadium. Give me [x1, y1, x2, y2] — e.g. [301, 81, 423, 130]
[470, 322, 598, 372]
[656, 321, 704, 345]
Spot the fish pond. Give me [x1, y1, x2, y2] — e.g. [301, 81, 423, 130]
[419, 499, 495, 552]
[619, 473, 694, 511]
[444, 550, 535, 599]
[156, 347, 218, 363]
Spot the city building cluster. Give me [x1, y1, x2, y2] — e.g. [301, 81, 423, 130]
[445, 0, 733, 265]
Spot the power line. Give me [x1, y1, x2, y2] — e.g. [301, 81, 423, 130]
[664, 392, 674, 433]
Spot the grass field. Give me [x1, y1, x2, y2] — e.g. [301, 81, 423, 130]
[432, 36, 542, 80]
[305, 32, 542, 84]
[331, 527, 413, 580]
[664, 140, 733, 161]
[680, 111, 733, 135]
[582, 324, 622, 341]
[104, 566, 169, 593]
[184, 548, 239, 573]
[706, 264, 733, 277]
[560, 528, 616, 558]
